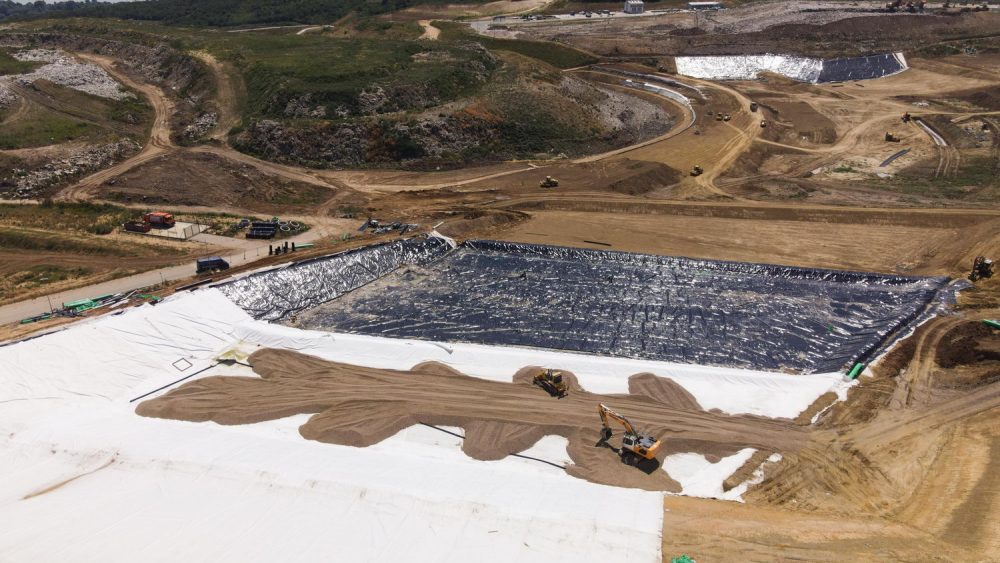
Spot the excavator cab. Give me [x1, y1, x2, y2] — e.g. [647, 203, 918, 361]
[533, 369, 568, 398]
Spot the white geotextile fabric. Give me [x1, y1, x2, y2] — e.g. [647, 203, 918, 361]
[234, 318, 851, 419]
[0, 290, 249, 403]
[0, 290, 662, 562]
[0, 288, 852, 561]
[676, 54, 823, 81]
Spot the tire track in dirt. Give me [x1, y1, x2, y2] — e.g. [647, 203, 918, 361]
[137, 348, 811, 492]
[55, 53, 175, 202]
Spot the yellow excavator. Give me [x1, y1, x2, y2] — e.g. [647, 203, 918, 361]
[533, 368, 568, 398]
[598, 403, 663, 466]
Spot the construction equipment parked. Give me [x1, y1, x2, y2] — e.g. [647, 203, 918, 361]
[722, 113, 731, 122]
[143, 212, 175, 229]
[123, 220, 151, 233]
[247, 221, 278, 239]
[540, 176, 559, 188]
[750, 102, 758, 112]
[970, 256, 994, 282]
[533, 369, 568, 398]
[690, 165, 704, 176]
[902, 112, 912, 123]
[196, 257, 230, 274]
[760, 119, 768, 128]
[598, 403, 662, 466]
[885, 132, 901, 142]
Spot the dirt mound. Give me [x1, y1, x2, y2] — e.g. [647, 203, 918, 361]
[936, 321, 1000, 368]
[99, 152, 337, 212]
[607, 161, 682, 195]
[433, 208, 529, 239]
[723, 449, 773, 492]
[137, 348, 809, 492]
[950, 86, 1000, 111]
[758, 100, 837, 145]
[462, 421, 548, 461]
[931, 321, 1000, 389]
[627, 373, 701, 410]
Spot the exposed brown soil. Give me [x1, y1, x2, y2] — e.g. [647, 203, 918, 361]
[935, 321, 1000, 368]
[722, 448, 772, 492]
[758, 99, 838, 145]
[525, 12, 1000, 58]
[98, 151, 339, 213]
[137, 348, 810, 492]
[493, 206, 994, 276]
[3, 17, 1000, 562]
[931, 321, 1000, 389]
[951, 86, 1000, 112]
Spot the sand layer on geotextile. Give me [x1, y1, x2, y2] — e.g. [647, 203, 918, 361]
[137, 348, 810, 492]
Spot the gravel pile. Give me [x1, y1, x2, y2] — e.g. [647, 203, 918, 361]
[0, 81, 16, 109]
[1, 139, 141, 198]
[12, 49, 131, 100]
[183, 112, 219, 141]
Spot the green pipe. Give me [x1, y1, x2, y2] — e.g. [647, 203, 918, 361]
[982, 320, 1000, 331]
[847, 362, 865, 379]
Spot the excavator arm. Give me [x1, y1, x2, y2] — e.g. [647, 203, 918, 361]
[598, 403, 637, 436]
[598, 403, 663, 463]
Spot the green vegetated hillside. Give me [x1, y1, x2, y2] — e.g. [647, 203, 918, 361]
[196, 21, 645, 169]
[0, 0, 484, 27]
[230, 35, 499, 119]
[0, 77, 152, 150]
[231, 45, 670, 169]
[5, 1, 664, 169]
[0, 48, 41, 75]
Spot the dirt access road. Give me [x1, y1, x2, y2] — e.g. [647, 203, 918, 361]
[418, 20, 440, 40]
[54, 53, 175, 202]
[56, 54, 343, 203]
[0, 223, 340, 327]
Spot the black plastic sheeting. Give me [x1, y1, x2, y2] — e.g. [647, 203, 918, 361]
[215, 237, 451, 321]
[817, 53, 906, 83]
[288, 240, 953, 374]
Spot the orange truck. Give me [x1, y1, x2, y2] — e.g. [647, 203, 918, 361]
[143, 212, 175, 228]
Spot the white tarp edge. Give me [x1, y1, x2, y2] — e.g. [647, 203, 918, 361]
[0, 287, 853, 562]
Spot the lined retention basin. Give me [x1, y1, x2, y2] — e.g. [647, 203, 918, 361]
[217, 239, 958, 374]
[675, 52, 908, 83]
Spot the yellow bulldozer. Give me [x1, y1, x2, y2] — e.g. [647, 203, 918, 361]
[598, 403, 663, 467]
[533, 368, 568, 398]
[970, 256, 994, 282]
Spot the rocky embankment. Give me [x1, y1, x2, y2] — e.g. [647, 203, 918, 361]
[0, 32, 213, 142]
[234, 72, 671, 169]
[0, 139, 141, 199]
